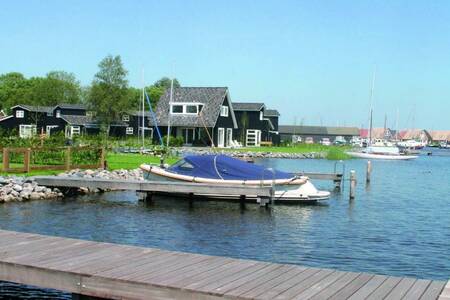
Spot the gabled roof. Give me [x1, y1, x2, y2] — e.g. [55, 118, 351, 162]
[153, 87, 237, 128]
[232, 102, 265, 111]
[428, 130, 450, 141]
[11, 105, 53, 114]
[55, 103, 87, 110]
[279, 125, 360, 136]
[264, 109, 280, 117]
[60, 115, 94, 126]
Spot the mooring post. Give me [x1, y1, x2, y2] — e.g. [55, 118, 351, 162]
[145, 192, 153, 203]
[349, 170, 356, 200]
[188, 193, 194, 208]
[239, 195, 246, 210]
[366, 160, 372, 184]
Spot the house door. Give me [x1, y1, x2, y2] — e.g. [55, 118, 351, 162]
[182, 128, 195, 144]
[226, 128, 233, 147]
[246, 129, 261, 147]
[218, 128, 225, 147]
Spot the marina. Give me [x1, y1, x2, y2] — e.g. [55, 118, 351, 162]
[0, 229, 447, 300]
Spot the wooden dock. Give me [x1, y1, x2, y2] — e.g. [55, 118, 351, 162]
[32, 176, 273, 204]
[0, 229, 447, 299]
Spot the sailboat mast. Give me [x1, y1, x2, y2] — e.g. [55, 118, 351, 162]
[368, 67, 376, 146]
[142, 70, 145, 149]
[166, 78, 174, 148]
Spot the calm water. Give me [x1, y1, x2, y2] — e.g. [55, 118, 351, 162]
[0, 148, 449, 298]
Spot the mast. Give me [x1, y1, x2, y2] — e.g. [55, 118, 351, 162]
[166, 78, 174, 148]
[395, 108, 399, 141]
[142, 70, 145, 149]
[368, 67, 376, 146]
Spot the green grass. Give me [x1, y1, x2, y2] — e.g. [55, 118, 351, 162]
[105, 153, 179, 170]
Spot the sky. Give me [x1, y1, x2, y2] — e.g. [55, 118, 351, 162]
[1, 0, 449, 129]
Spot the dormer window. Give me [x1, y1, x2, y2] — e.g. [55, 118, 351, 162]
[260, 111, 263, 121]
[16, 110, 24, 118]
[220, 106, 229, 117]
[56, 110, 61, 118]
[170, 103, 202, 115]
[122, 114, 130, 122]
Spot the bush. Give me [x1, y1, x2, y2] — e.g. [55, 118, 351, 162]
[162, 135, 184, 147]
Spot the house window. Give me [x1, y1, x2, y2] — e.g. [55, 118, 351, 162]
[71, 126, 80, 135]
[220, 106, 229, 117]
[47, 111, 53, 117]
[171, 105, 183, 114]
[16, 110, 24, 118]
[126, 127, 134, 135]
[19, 125, 37, 138]
[186, 105, 198, 114]
[260, 111, 263, 121]
[56, 110, 61, 118]
[122, 114, 130, 122]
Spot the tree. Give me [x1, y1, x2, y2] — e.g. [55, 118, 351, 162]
[0, 72, 31, 112]
[88, 55, 130, 134]
[153, 77, 180, 89]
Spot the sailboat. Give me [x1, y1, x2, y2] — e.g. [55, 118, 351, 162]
[346, 69, 418, 160]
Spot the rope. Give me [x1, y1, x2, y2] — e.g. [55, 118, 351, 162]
[213, 155, 224, 180]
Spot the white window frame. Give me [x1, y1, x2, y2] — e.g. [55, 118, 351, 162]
[217, 128, 225, 148]
[122, 114, 130, 122]
[16, 110, 24, 118]
[46, 125, 58, 136]
[56, 110, 61, 118]
[71, 126, 80, 136]
[226, 128, 233, 147]
[126, 127, 134, 135]
[19, 124, 37, 138]
[170, 103, 203, 115]
[220, 106, 229, 117]
[246, 129, 261, 147]
[170, 104, 184, 114]
[260, 111, 264, 121]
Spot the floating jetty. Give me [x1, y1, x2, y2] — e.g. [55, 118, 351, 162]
[0, 229, 447, 299]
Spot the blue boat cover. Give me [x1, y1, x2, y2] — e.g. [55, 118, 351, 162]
[167, 155, 294, 180]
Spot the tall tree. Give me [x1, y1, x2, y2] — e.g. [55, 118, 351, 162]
[88, 55, 130, 134]
[0, 72, 31, 112]
[153, 77, 180, 89]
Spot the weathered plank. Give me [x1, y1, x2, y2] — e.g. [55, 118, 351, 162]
[384, 277, 417, 299]
[420, 280, 446, 300]
[347, 274, 388, 300]
[366, 276, 403, 299]
[308, 272, 361, 300]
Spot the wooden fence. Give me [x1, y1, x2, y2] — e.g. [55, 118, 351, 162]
[0, 147, 105, 173]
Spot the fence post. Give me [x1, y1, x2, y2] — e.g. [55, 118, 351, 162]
[65, 147, 72, 171]
[366, 160, 372, 184]
[100, 147, 106, 169]
[3, 148, 9, 172]
[24, 148, 31, 173]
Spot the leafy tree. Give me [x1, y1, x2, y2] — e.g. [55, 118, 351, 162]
[88, 55, 130, 134]
[0, 72, 31, 112]
[153, 77, 180, 89]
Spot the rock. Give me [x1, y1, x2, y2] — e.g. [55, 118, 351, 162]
[13, 184, 23, 192]
[3, 186, 12, 195]
[34, 186, 45, 193]
[29, 192, 41, 200]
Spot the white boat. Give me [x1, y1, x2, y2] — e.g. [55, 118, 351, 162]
[346, 146, 418, 160]
[140, 155, 331, 203]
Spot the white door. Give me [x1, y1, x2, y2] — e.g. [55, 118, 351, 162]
[246, 129, 261, 147]
[226, 128, 233, 147]
[218, 128, 225, 147]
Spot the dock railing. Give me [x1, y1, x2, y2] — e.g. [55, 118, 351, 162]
[0, 146, 105, 173]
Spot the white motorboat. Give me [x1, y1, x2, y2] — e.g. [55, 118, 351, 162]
[346, 146, 418, 160]
[140, 155, 331, 203]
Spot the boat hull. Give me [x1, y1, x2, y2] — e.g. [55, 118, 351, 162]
[346, 151, 418, 160]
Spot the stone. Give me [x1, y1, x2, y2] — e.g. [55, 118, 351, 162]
[29, 192, 41, 200]
[34, 186, 45, 193]
[13, 184, 23, 192]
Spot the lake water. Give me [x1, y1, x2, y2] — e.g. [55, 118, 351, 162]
[0, 148, 449, 298]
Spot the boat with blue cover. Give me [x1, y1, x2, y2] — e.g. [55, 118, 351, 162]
[140, 155, 330, 203]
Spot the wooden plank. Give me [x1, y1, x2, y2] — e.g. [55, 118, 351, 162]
[291, 270, 347, 300]
[347, 274, 388, 300]
[439, 281, 450, 300]
[307, 272, 361, 300]
[274, 268, 336, 300]
[366, 276, 403, 299]
[401, 279, 431, 300]
[420, 280, 446, 300]
[33, 176, 273, 197]
[256, 268, 322, 300]
[384, 277, 417, 299]
[326, 273, 373, 300]
[223, 265, 297, 297]
[238, 265, 307, 299]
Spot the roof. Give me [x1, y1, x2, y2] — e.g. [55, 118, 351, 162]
[60, 115, 94, 125]
[429, 130, 450, 141]
[360, 128, 391, 139]
[232, 102, 265, 111]
[55, 103, 87, 110]
[264, 109, 280, 117]
[398, 129, 430, 140]
[279, 125, 360, 136]
[11, 105, 53, 114]
[153, 87, 237, 128]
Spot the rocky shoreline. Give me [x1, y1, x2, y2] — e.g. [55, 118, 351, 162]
[0, 169, 145, 203]
[174, 148, 327, 159]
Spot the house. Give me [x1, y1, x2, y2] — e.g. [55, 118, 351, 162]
[398, 129, 432, 143]
[232, 102, 279, 146]
[150, 87, 238, 147]
[279, 125, 360, 144]
[428, 130, 450, 142]
[119, 111, 154, 140]
[359, 128, 395, 140]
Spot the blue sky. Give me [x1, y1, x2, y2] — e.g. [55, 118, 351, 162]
[1, 0, 449, 129]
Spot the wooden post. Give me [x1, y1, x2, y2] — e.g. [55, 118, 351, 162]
[188, 193, 194, 208]
[239, 195, 246, 210]
[145, 192, 153, 203]
[349, 170, 356, 200]
[2, 148, 9, 172]
[100, 147, 106, 169]
[65, 147, 72, 171]
[366, 160, 372, 184]
[24, 148, 31, 173]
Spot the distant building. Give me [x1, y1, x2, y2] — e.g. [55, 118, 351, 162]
[232, 102, 280, 146]
[279, 125, 360, 144]
[398, 129, 432, 143]
[428, 130, 450, 142]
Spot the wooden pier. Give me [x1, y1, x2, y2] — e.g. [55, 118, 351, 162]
[33, 176, 273, 204]
[0, 229, 447, 299]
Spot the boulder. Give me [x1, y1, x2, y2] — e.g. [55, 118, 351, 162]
[13, 184, 23, 192]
